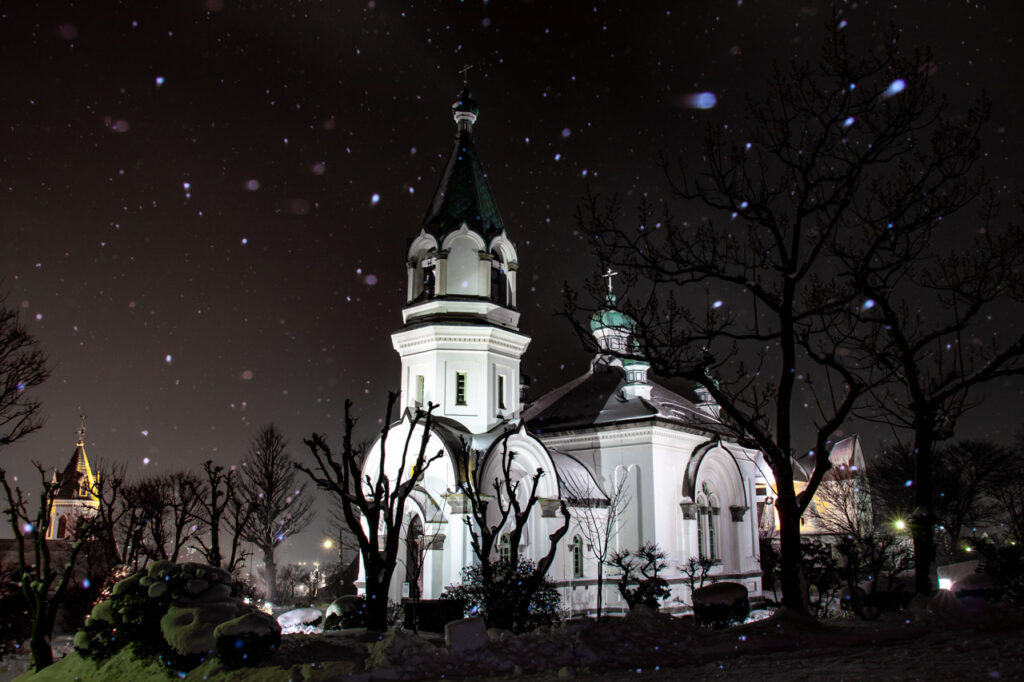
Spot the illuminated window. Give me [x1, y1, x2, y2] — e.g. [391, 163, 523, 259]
[455, 372, 467, 406]
[415, 375, 425, 406]
[497, 374, 506, 410]
[572, 535, 584, 578]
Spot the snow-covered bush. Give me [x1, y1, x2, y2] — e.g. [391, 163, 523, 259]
[441, 558, 561, 633]
[692, 582, 749, 629]
[74, 560, 279, 672]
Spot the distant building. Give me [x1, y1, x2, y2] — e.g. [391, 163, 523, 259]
[763, 435, 873, 539]
[360, 88, 768, 614]
[47, 417, 99, 540]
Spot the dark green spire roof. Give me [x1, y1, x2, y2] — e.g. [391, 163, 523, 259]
[421, 87, 505, 241]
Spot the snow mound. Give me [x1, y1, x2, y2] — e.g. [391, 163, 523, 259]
[277, 607, 323, 634]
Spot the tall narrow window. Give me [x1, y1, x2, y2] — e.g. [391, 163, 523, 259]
[497, 374, 506, 410]
[415, 375, 425, 406]
[572, 535, 584, 578]
[422, 265, 436, 298]
[697, 506, 707, 561]
[708, 506, 719, 561]
[455, 372, 467, 406]
[499, 533, 511, 562]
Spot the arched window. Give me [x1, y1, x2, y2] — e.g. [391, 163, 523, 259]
[697, 482, 720, 562]
[422, 264, 436, 299]
[499, 533, 511, 563]
[490, 252, 508, 306]
[572, 535, 584, 578]
[57, 514, 68, 539]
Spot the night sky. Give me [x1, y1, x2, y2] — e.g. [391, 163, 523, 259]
[2, 1, 1021, 561]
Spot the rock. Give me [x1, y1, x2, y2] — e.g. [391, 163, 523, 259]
[692, 581, 748, 606]
[445, 617, 488, 655]
[326, 595, 362, 619]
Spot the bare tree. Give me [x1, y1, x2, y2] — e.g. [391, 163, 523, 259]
[807, 471, 873, 539]
[560, 472, 630, 620]
[223, 478, 257, 574]
[871, 441, 1007, 563]
[238, 424, 314, 603]
[571, 18, 990, 612]
[190, 460, 240, 568]
[451, 435, 571, 631]
[136, 471, 203, 563]
[0, 301, 49, 450]
[843, 210, 1024, 594]
[0, 463, 111, 671]
[299, 394, 442, 631]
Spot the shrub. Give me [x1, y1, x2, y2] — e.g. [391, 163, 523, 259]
[441, 558, 561, 633]
[74, 561, 279, 673]
[609, 543, 670, 610]
[692, 582, 749, 629]
[969, 537, 1024, 605]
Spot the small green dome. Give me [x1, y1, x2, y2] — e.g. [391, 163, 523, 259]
[589, 294, 635, 332]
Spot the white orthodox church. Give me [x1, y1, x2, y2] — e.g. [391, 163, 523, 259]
[361, 88, 768, 614]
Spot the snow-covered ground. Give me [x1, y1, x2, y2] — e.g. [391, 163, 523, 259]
[9, 593, 1024, 681]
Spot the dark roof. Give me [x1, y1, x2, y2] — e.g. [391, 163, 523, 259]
[524, 363, 732, 436]
[56, 443, 93, 499]
[420, 91, 505, 241]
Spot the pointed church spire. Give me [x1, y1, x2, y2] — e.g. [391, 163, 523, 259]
[420, 84, 503, 241]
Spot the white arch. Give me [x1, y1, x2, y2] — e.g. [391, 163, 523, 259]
[407, 230, 440, 260]
[441, 223, 488, 252]
[487, 233, 519, 265]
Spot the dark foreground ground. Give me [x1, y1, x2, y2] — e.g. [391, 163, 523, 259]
[10, 593, 1024, 681]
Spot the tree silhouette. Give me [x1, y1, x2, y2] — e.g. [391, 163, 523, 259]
[570, 17, 995, 611]
[238, 424, 314, 603]
[299, 394, 442, 631]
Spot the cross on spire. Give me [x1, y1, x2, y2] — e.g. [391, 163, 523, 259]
[76, 413, 87, 445]
[602, 267, 619, 295]
[459, 63, 473, 86]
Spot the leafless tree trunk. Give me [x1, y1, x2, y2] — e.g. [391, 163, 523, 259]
[452, 435, 571, 631]
[191, 460, 239, 568]
[0, 302, 49, 449]
[569, 17, 996, 612]
[237, 424, 314, 604]
[299, 394, 442, 631]
[0, 463, 110, 672]
[560, 473, 630, 620]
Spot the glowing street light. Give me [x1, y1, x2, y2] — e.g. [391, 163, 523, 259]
[894, 519, 906, 531]
[323, 538, 334, 550]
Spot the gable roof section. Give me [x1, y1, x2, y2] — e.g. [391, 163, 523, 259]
[524, 364, 731, 436]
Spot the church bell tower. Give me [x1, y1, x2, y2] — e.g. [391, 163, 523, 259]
[391, 87, 530, 434]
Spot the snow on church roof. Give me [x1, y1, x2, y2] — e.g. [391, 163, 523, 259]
[524, 363, 732, 436]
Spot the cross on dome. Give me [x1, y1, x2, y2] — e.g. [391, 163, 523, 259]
[76, 412, 87, 446]
[602, 267, 619, 295]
